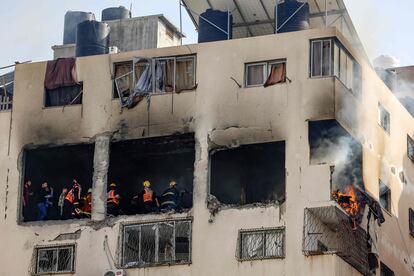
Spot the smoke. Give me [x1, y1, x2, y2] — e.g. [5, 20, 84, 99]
[310, 121, 363, 190]
[373, 55, 400, 69]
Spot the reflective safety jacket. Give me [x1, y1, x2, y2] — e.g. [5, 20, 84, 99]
[65, 184, 81, 204]
[143, 188, 154, 203]
[107, 190, 120, 205]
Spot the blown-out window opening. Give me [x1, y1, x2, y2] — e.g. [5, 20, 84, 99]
[379, 180, 391, 213]
[378, 103, 391, 134]
[409, 208, 414, 237]
[407, 135, 414, 162]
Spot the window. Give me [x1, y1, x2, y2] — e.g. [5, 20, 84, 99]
[0, 92, 12, 111]
[379, 180, 391, 213]
[238, 228, 285, 261]
[113, 61, 133, 99]
[210, 141, 285, 206]
[22, 144, 94, 222]
[409, 208, 414, 237]
[380, 262, 395, 276]
[378, 103, 391, 134]
[45, 84, 83, 107]
[408, 135, 414, 162]
[116, 55, 196, 108]
[311, 39, 332, 77]
[122, 220, 191, 268]
[310, 38, 362, 96]
[0, 71, 13, 111]
[245, 60, 286, 87]
[34, 245, 75, 275]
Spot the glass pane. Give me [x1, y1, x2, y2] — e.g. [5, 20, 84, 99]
[123, 226, 140, 267]
[37, 249, 57, 273]
[322, 40, 331, 76]
[347, 55, 354, 89]
[241, 233, 263, 259]
[247, 64, 265, 86]
[334, 43, 340, 77]
[176, 57, 195, 92]
[379, 181, 390, 211]
[57, 248, 73, 272]
[312, 41, 322, 77]
[158, 222, 175, 263]
[141, 224, 156, 264]
[114, 62, 133, 98]
[175, 221, 191, 262]
[340, 49, 347, 84]
[265, 231, 283, 257]
[115, 71, 133, 99]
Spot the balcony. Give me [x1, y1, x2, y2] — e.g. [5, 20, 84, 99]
[303, 205, 369, 275]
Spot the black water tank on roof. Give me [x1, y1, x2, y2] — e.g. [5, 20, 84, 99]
[63, 11, 95, 44]
[276, 0, 310, 33]
[75, 21, 110, 57]
[102, 6, 131, 21]
[198, 9, 233, 43]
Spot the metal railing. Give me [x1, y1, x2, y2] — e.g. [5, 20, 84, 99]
[0, 94, 12, 111]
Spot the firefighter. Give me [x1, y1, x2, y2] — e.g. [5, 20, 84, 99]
[82, 188, 92, 218]
[62, 180, 82, 220]
[132, 180, 159, 214]
[160, 180, 182, 212]
[107, 183, 120, 216]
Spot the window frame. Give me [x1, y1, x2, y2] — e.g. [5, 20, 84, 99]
[34, 244, 76, 275]
[310, 38, 333, 78]
[237, 227, 285, 261]
[379, 179, 391, 213]
[113, 60, 134, 99]
[380, 262, 395, 276]
[407, 135, 414, 162]
[409, 208, 414, 238]
[121, 218, 192, 268]
[43, 82, 84, 109]
[245, 59, 286, 88]
[378, 103, 391, 134]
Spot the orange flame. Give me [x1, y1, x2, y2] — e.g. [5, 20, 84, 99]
[332, 185, 360, 229]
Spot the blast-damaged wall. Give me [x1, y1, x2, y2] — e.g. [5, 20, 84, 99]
[1, 27, 414, 276]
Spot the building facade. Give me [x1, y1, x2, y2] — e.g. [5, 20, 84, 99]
[0, 21, 414, 276]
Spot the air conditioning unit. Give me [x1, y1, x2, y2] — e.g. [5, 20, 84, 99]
[108, 46, 119, 54]
[104, 269, 126, 276]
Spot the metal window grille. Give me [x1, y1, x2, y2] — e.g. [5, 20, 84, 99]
[122, 219, 191, 268]
[0, 94, 12, 111]
[238, 227, 285, 261]
[303, 206, 369, 275]
[33, 245, 75, 275]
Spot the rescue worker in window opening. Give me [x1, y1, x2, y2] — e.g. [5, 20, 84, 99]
[23, 180, 34, 221]
[58, 187, 68, 219]
[107, 183, 121, 216]
[81, 188, 92, 218]
[36, 181, 53, 221]
[132, 180, 160, 214]
[160, 180, 184, 212]
[62, 179, 82, 220]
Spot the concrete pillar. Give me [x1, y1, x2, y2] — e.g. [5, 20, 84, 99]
[92, 133, 111, 221]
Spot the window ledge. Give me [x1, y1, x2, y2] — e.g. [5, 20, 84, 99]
[42, 104, 82, 110]
[211, 200, 285, 212]
[122, 260, 192, 270]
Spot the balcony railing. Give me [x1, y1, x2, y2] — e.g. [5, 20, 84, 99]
[303, 205, 369, 275]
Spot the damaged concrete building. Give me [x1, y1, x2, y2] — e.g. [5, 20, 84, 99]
[1, 1, 414, 275]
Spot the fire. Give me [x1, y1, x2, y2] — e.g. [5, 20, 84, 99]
[332, 185, 361, 229]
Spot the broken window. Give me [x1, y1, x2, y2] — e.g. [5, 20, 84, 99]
[22, 144, 94, 222]
[407, 135, 414, 162]
[380, 262, 395, 276]
[379, 180, 391, 213]
[113, 61, 133, 100]
[34, 245, 75, 274]
[238, 228, 285, 261]
[311, 39, 362, 96]
[210, 141, 286, 206]
[378, 103, 390, 134]
[245, 60, 286, 87]
[409, 208, 414, 237]
[0, 71, 13, 111]
[108, 134, 195, 216]
[309, 120, 363, 190]
[116, 55, 196, 109]
[122, 220, 191, 268]
[44, 58, 82, 107]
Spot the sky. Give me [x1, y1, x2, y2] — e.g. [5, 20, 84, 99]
[0, 0, 413, 71]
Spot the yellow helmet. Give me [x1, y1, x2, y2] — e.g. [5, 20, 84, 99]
[110, 183, 117, 187]
[169, 180, 177, 187]
[143, 180, 151, 187]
